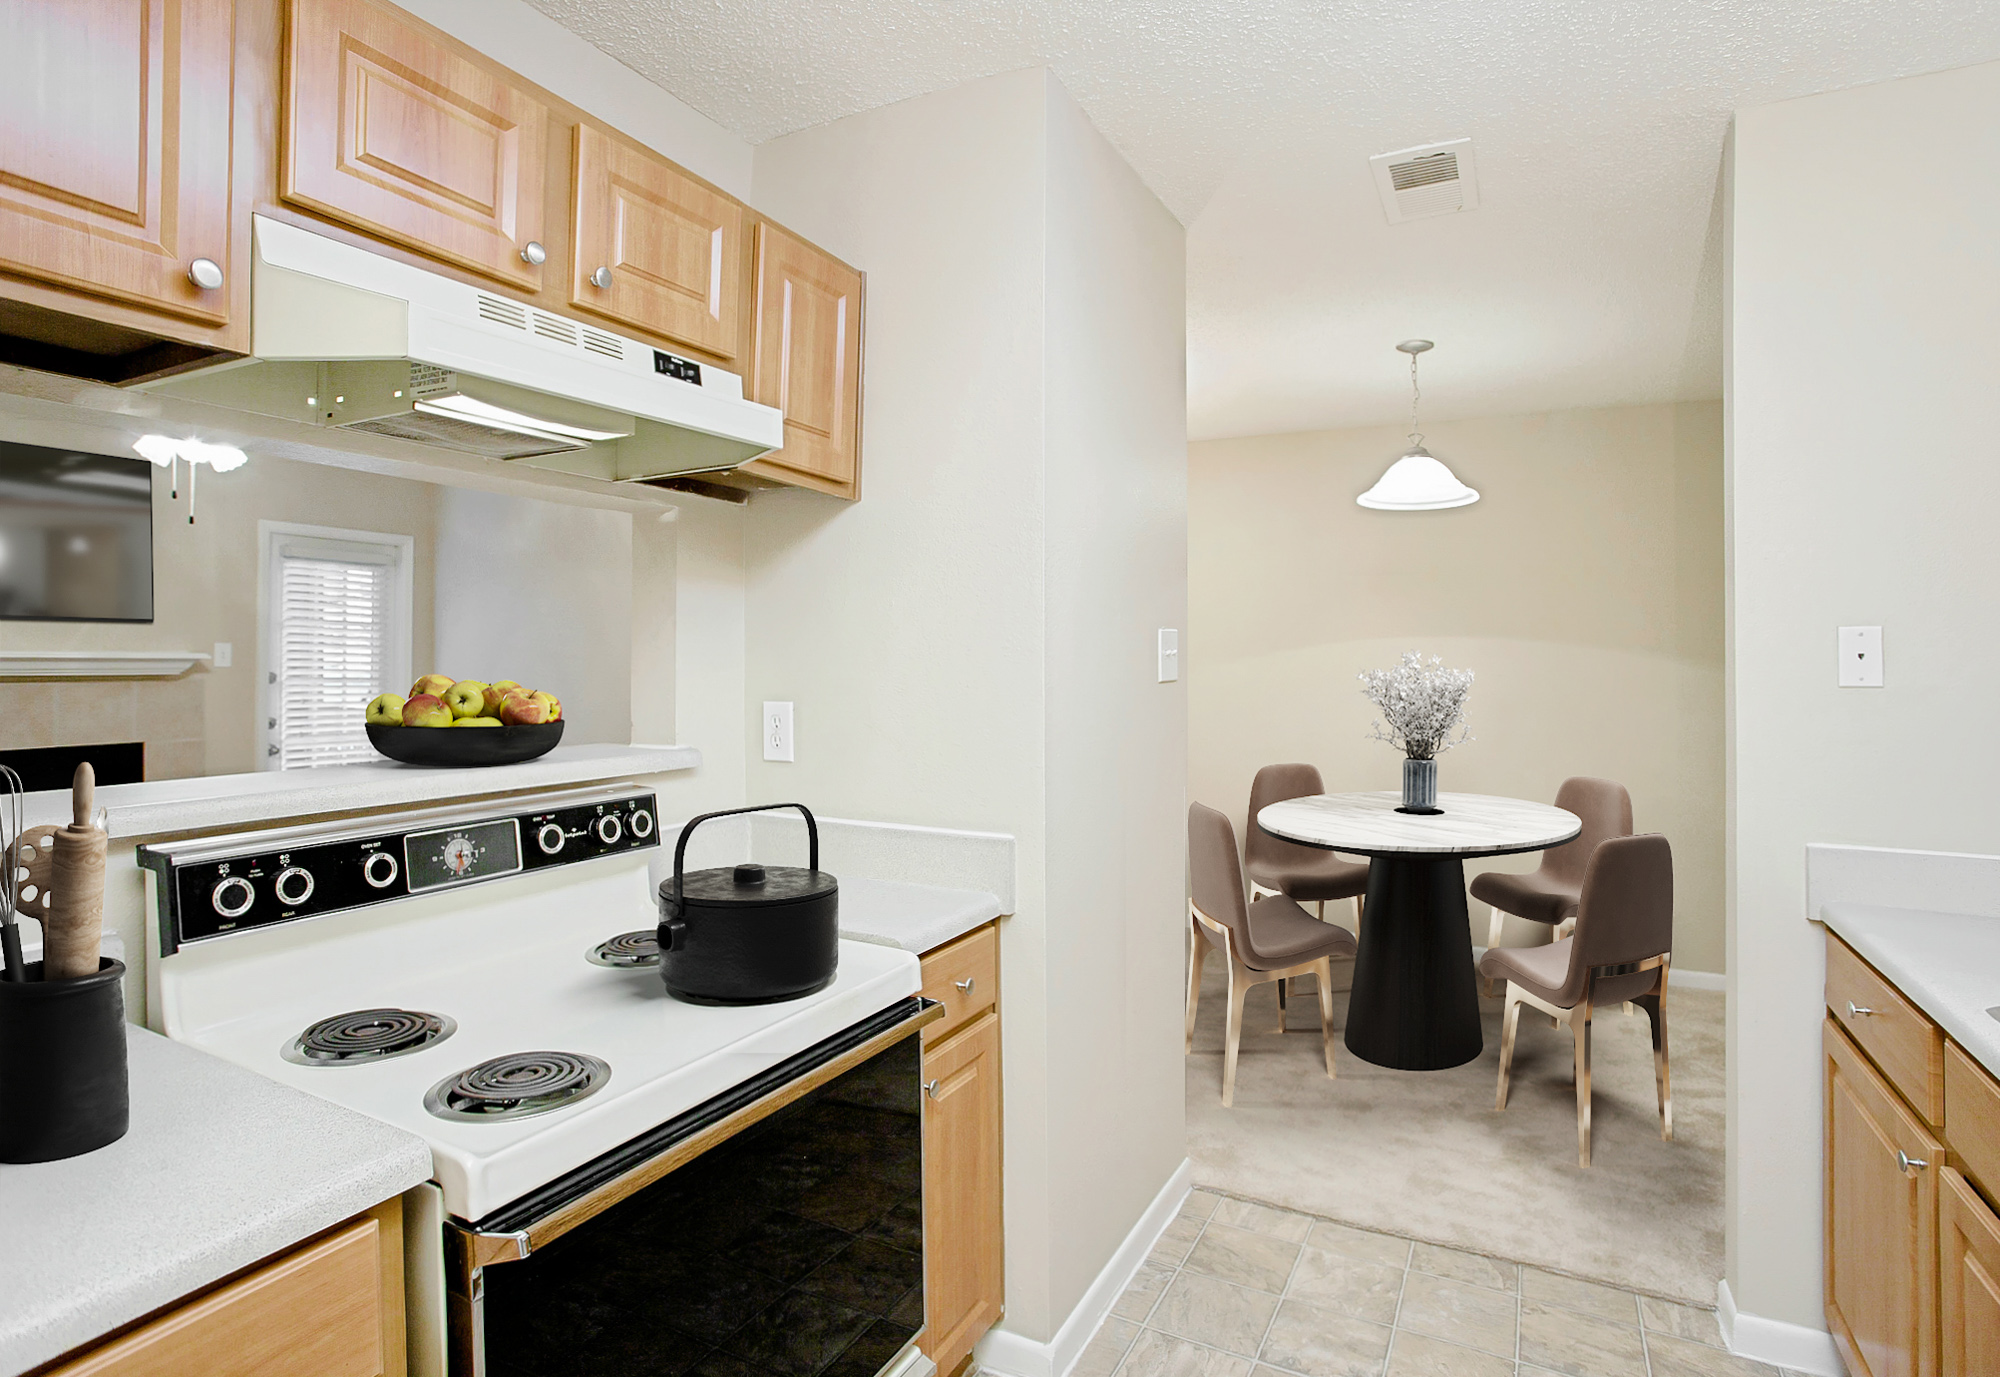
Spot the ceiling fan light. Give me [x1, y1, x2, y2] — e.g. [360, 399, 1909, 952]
[1356, 446, 1479, 511]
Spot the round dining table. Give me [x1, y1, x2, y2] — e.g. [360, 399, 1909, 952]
[1256, 791, 1580, 1071]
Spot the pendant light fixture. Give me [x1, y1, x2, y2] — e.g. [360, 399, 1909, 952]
[132, 434, 248, 524]
[1356, 340, 1479, 511]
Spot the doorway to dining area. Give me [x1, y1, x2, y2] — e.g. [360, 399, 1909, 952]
[1178, 403, 1726, 1325]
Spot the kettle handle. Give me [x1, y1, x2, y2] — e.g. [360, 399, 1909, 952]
[668, 803, 819, 906]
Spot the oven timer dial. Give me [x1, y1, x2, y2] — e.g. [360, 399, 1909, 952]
[274, 866, 315, 907]
[538, 823, 565, 855]
[210, 875, 255, 919]
[362, 851, 399, 889]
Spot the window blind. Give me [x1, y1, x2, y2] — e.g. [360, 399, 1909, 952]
[274, 539, 397, 770]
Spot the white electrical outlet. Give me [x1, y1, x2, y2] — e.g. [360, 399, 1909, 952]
[212, 641, 233, 668]
[763, 701, 795, 761]
[1838, 626, 1883, 687]
[1158, 629, 1180, 683]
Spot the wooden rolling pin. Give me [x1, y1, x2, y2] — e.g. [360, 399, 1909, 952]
[44, 763, 107, 980]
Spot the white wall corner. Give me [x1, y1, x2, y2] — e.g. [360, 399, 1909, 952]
[975, 1159, 1192, 1377]
[1717, 1279, 1843, 1376]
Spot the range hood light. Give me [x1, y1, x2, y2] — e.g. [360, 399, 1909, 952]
[411, 395, 630, 444]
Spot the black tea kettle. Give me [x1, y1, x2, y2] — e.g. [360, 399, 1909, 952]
[657, 804, 838, 1004]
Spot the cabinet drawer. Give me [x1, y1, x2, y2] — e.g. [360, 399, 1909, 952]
[920, 923, 998, 1044]
[1947, 1041, 2000, 1203]
[1827, 931, 1944, 1124]
[50, 1215, 389, 1376]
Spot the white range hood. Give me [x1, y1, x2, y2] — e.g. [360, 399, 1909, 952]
[144, 216, 783, 481]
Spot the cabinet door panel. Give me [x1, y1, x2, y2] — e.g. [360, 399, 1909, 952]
[1825, 1017, 1940, 1377]
[284, 0, 546, 288]
[0, 0, 234, 324]
[570, 125, 741, 358]
[1942, 1168, 2000, 1377]
[747, 221, 863, 497]
[922, 1010, 1003, 1377]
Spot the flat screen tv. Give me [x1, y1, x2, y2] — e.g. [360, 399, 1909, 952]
[0, 440, 154, 622]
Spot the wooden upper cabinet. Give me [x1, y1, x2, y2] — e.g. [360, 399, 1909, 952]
[569, 125, 742, 359]
[0, 0, 236, 326]
[746, 221, 864, 499]
[282, 0, 548, 288]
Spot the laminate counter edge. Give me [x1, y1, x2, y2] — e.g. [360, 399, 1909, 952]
[1817, 902, 2000, 1086]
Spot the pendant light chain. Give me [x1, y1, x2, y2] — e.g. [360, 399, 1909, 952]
[1408, 351, 1423, 447]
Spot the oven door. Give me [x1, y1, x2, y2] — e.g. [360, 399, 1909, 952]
[446, 997, 942, 1377]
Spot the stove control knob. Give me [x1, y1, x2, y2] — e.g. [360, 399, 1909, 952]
[274, 866, 315, 907]
[362, 851, 399, 889]
[629, 808, 655, 839]
[211, 875, 255, 919]
[596, 813, 623, 845]
[538, 822, 566, 855]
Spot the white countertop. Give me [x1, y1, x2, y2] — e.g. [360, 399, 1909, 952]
[837, 875, 1003, 954]
[18, 743, 700, 839]
[1820, 903, 2000, 1083]
[0, 1028, 432, 1377]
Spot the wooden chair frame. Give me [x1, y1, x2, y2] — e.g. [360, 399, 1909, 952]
[1185, 901, 1341, 1108]
[1494, 953, 1673, 1167]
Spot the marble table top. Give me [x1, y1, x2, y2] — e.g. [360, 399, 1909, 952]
[1257, 791, 1582, 859]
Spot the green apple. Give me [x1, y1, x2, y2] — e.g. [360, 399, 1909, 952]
[451, 715, 502, 727]
[365, 693, 406, 726]
[410, 674, 455, 699]
[529, 690, 562, 722]
[402, 693, 454, 728]
[444, 680, 487, 718]
[481, 681, 523, 716]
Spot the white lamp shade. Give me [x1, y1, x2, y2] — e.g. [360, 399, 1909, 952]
[1356, 447, 1479, 510]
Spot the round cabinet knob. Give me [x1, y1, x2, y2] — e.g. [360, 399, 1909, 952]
[589, 266, 613, 290]
[211, 875, 255, 918]
[596, 814, 623, 845]
[628, 809, 654, 839]
[274, 866, 315, 907]
[955, 977, 975, 994]
[538, 822, 566, 855]
[520, 240, 547, 266]
[187, 257, 224, 291]
[362, 851, 399, 889]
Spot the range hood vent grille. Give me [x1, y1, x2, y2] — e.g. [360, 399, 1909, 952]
[342, 409, 592, 460]
[1369, 139, 1479, 223]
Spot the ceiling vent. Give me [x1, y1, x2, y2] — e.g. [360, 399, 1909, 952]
[1369, 139, 1479, 223]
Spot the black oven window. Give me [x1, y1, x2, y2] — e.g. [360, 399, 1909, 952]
[483, 1036, 924, 1377]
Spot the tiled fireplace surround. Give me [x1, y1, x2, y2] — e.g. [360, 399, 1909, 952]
[0, 676, 207, 783]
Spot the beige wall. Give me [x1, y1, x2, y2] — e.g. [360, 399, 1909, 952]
[1727, 59, 2000, 1334]
[1190, 401, 1724, 974]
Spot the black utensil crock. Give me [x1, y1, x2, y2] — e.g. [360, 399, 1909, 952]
[657, 804, 838, 1004]
[0, 958, 130, 1163]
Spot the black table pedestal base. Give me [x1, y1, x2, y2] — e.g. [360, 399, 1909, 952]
[1344, 855, 1484, 1071]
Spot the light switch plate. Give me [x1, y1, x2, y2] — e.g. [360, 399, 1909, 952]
[1158, 629, 1180, 683]
[763, 701, 794, 761]
[212, 641, 233, 668]
[1838, 626, 1883, 687]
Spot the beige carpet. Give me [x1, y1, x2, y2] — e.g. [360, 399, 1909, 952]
[1184, 957, 1725, 1305]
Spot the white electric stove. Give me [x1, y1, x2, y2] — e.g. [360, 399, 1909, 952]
[139, 785, 937, 1377]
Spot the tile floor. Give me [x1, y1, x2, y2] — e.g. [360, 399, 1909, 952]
[1071, 1190, 1812, 1377]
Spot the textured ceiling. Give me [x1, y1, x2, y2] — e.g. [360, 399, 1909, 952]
[525, 0, 2000, 439]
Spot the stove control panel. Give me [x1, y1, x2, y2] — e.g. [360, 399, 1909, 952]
[139, 787, 660, 954]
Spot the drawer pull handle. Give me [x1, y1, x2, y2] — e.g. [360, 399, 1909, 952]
[955, 978, 975, 994]
[924, 1079, 941, 1101]
[1897, 1150, 1929, 1175]
[1847, 1002, 1875, 1018]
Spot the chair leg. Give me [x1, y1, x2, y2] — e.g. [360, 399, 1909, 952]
[1316, 957, 1337, 1080]
[1481, 905, 1507, 997]
[1184, 919, 1207, 1054]
[1495, 988, 1523, 1111]
[1643, 992, 1674, 1140]
[1573, 1002, 1595, 1167]
[1223, 962, 1249, 1108]
[1275, 975, 1287, 1033]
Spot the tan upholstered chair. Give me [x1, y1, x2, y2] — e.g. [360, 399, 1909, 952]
[1245, 763, 1370, 925]
[1187, 801, 1358, 1107]
[1478, 833, 1674, 1167]
[1471, 776, 1633, 976]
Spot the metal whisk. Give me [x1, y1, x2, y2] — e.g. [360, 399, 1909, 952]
[1, 763, 24, 981]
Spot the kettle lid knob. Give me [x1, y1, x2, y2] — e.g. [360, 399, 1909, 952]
[733, 863, 766, 885]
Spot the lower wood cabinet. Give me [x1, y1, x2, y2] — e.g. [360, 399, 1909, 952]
[41, 1199, 405, 1377]
[1941, 1167, 2000, 1377]
[920, 923, 1004, 1377]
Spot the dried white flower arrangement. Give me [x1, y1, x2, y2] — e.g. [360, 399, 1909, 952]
[1360, 652, 1474, 761]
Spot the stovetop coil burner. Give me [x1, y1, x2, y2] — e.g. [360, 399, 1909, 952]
[424, 1051, 611, 1122]
[283, 1008, 457, 1066]
[587, 930, 660, 969]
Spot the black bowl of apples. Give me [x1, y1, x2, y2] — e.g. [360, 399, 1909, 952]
[364, 676, 564, 768]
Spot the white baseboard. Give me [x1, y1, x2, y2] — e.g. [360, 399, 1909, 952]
[1717, 1279, 1844, 1375]
[974, 1158, 1193, 1377]
[1673, 968, 1726, 991]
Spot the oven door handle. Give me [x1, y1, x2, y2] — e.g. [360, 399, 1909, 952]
[448, 995, 943, 1264]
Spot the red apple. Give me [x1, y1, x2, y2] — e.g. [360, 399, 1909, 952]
[499, 693, 548, 726]
[529, 690, 561, 722]
[401, 694, 453, 728]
